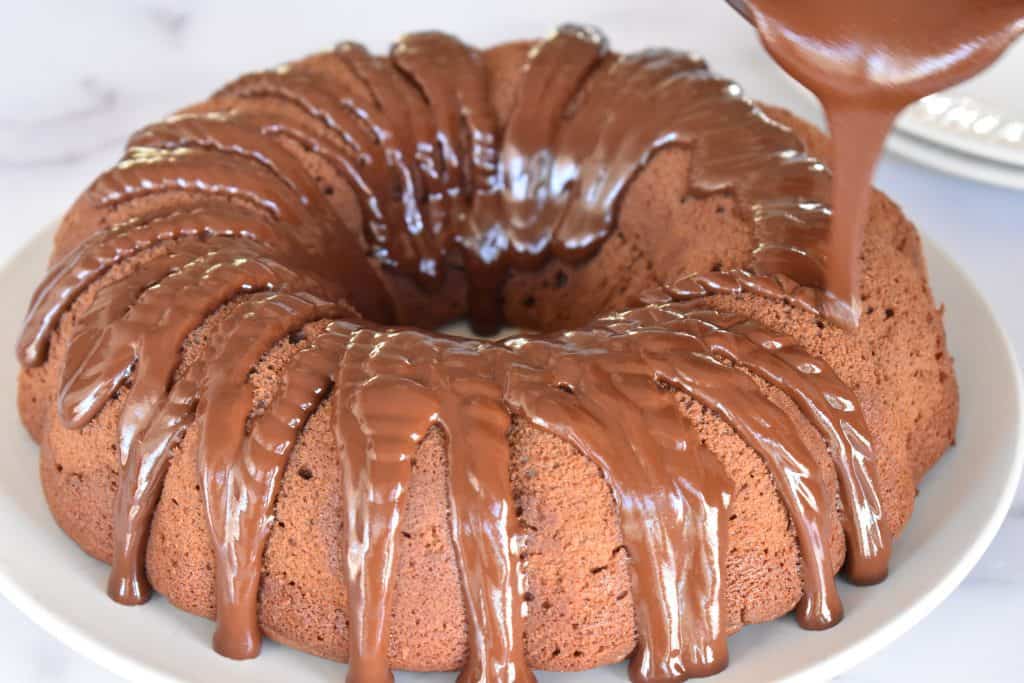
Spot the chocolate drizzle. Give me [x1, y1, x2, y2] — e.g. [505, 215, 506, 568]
[207, 25, 844, 334]
[683, 310, 889, 583]
[127, 115, 342, 237]
[18, 23, 950, 683]
[106, 293, 349, 624]
[58, 240, 325, 440]
[18, 206, 285, 367]
[330, 297, 884, 681]
[502, 334, 735, 681]
[334, 325, 534, 683]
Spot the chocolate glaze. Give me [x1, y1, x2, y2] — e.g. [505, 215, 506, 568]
[24, 25, 851, 347]
[502, 330, 735, 681]
[215, 72, 410, 251]
[19, 21, 984, 682]
[18, 205, 285, 367]
[391, 32, 505, 330]
[680, 310, 889, 584]
[198, 296, 352, 659]
[58, 240, 325, 439]
[740, 0, 1024, 327]
[129, 115, 333, 214]
[105, 292, 349, 622]
[328, 295, 887, 681]
[94, 147, 308, 225]
[201, 25, 846, 334]
[91, 128, 392, 320]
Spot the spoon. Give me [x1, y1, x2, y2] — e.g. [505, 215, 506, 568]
[725, 0, 753, 24]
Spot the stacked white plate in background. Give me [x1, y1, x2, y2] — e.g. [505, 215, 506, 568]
[888, 42, 1024, 190]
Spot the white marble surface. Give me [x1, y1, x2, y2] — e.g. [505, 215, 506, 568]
[0, 1, 1021, 681]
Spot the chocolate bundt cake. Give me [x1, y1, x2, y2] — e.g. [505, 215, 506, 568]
[16, 25, 957, 682]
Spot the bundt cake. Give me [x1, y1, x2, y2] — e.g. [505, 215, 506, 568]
[16, 25, 958, 682]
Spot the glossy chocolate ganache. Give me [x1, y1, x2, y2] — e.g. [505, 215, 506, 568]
[11, 16, 980, 683]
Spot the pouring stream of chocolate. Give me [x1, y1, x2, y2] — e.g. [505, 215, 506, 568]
[737, 0, 1024, 327]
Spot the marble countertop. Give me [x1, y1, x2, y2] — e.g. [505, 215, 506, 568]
[1, 1, 1021, 681]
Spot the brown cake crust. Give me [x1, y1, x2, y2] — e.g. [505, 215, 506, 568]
[18, 37, 957, 674]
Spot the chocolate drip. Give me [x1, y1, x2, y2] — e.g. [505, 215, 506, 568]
[591, 311, 841, 631]
[391, 32, 499, 218]
[328, 295, 886, 680]
[106, 293, 345, 619]
[216, 70, 378, 158]
[124, 114, 388, 282]
[472, 24, 832, 328]
[67, 100, 393, 321]
[440, 345, 532, 683]
[333, 326, 433, 683]
[334, 325, 537, 681]
[216, 70, 416, 255]
[209, 323, 355, 643]
[503, 343, 733, 681]
[120, 114, 391, 318]
[335, 42, 451, 287]
[635, 292, 890, 581]
[672, 309, 890, 583]
[54, 240, 213, 424]
[197, 296, 350, 659]
[213, 78, 388, 213]
[391, 32, 504, 329]
[18, 205, 283, 367]
[91, 147, 310, 225]
[128, 114, 338, 224]
[491, 25, 607, 267]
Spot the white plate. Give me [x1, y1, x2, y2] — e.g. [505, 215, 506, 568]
[886, 128, 1024, 191]
[0, 227, 1021, 683]
[787, 38, 1024, 188]
[895, 41, 1024, 169]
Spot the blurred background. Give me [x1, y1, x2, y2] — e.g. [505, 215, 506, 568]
[0, 1, 1021, 681]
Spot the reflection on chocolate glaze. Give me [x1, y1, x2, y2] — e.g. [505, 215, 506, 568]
[25, 23, 852, 346]
[392, 31, 505, 331]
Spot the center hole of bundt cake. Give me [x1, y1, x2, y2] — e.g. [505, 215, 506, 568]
[437, 318, 523, 340]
